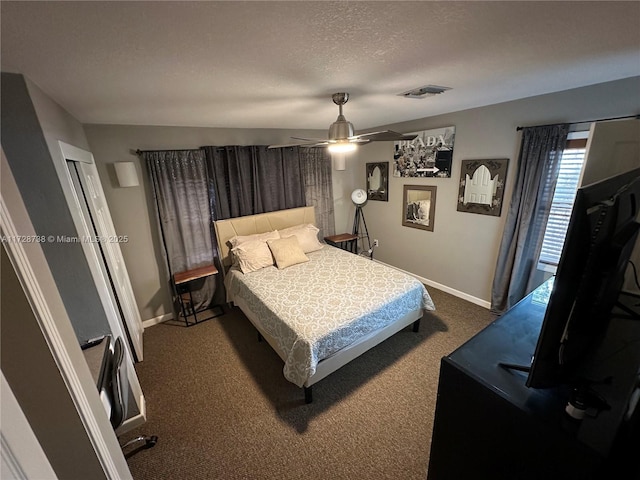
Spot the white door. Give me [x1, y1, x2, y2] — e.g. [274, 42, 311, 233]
[71, 160, 144, 361]
[57, 141, 145, 433]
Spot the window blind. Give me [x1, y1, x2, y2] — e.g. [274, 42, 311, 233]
[538, 147, 587, 271]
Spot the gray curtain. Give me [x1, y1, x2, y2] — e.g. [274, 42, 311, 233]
[144, 149, 218, 311]
[491, 124, 569, 314]
[203, 145, 306, 219]
[300, 147, 335, 240]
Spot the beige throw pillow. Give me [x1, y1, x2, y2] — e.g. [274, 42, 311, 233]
[278, 224, 323, 253]
[231, 239, 276, 274]
[267, 236, 309, 270]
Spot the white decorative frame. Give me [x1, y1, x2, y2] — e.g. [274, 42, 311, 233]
[457, 158, 508, 216]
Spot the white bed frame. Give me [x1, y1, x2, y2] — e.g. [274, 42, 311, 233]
[214, 206, 423, 402]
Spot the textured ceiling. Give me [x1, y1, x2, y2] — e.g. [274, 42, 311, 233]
[2, 1, 639, 132]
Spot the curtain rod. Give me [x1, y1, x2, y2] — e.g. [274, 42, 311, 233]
[516, 114, 639, 131]
[134, 148, 202, 155]
[135, 146, 285, 155]
[134, 147, 256, 155]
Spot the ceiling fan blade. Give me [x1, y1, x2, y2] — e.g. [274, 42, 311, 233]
[349, 138, 372, 145]
[352, 131, 418, 142]
[268, 141, 329, 149]
[292, 136, 371, 145]
[290, 136, 331, 142]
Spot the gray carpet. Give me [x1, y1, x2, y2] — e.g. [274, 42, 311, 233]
[124, 287, 495, 480]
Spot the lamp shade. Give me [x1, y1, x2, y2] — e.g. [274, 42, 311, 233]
[332, 153, 346, 171]
[351, 188, 367, 206]
[114, 162, 139, 187]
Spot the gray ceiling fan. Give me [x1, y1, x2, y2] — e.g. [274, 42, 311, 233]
[268, 93, 417, 151]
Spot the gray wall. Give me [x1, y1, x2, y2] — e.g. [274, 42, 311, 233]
[1, 73, 110, 341]
[1, 246, 107, 479]
[345, 76, 640, 305]
[85, 77, 639, 317]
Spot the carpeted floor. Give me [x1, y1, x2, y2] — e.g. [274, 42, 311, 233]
[124, 287, 495, 480]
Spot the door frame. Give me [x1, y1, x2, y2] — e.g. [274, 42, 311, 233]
[1, 149, 132, 479]
[56, 141, 145, 432]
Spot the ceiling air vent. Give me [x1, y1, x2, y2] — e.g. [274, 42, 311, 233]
[399, 84, 451, 99]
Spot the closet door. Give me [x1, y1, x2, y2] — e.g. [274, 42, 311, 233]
[73, 159, 144, 362]
[58, 141, 145, 433]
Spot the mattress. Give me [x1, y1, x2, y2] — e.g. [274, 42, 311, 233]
[224, 246, 435, 387]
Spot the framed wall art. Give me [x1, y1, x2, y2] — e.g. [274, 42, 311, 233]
[393, 126, 455, 178]
[457, 158, 508, 216]
[366, 162, 389, 201]
[402, 185, 437, 232]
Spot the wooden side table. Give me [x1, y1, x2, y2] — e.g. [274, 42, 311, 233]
[324, 233, 358, 254]
[173, 265, 224, 326]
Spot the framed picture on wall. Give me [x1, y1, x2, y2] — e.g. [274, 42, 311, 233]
[457, 158, 508, 216]
[366, 162, 389, 201]
[402, 185, 437, 231]
[393, 126, 455, 178]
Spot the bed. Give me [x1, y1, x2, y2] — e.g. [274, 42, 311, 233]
[214, 206, 435, 402]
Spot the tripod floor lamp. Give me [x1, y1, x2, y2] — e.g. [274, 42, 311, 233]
[351, 189, 373, 259]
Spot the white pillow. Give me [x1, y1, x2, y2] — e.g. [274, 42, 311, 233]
[229, 230, 280, 249]
[267, 236, 309, 270]
[278, 224, 323, 253]
[231, 239, 276, 274]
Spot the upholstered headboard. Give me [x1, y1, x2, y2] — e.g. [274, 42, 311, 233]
[214, 206, 316, 271]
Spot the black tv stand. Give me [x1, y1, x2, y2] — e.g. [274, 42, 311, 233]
[427, 279, 640, 480]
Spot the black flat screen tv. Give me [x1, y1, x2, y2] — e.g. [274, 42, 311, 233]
[526, 167, 640, 389]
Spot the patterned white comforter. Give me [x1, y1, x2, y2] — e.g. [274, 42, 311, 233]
[224, 246, 435, 387]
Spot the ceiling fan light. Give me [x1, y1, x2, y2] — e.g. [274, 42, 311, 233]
[328, 141, 357, 154]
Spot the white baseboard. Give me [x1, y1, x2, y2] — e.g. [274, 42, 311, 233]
[142, 312, 173, 329]
[141, 264, 491, 328]
[373, 259, 491, 310]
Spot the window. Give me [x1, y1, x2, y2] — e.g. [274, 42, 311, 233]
[538, 133, 589, 273]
